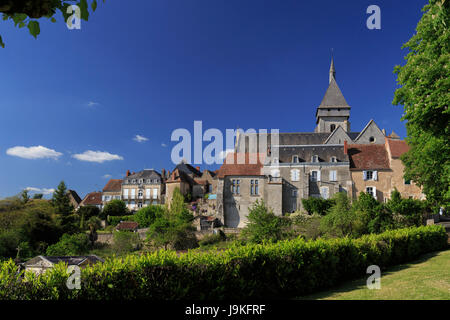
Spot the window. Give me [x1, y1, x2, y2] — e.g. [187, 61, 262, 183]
[139, 179, 143, 184]
[330, 124, 336, 132]
[363, 170, 377, 181]
[330, 156, 337, 163]
[131, 189, 136, 199]
[272, 157, 279, 164]
[369, 136, 375, 143]
[291, 169, 300, 182]
[132, 179, 136, 184]
[138, 190, 143, 199]
[146, 188, 151, 199]
[153, 189, 158, 199]
[366, 187, 377, 200]
[292, 155, 299, 163]
[310, 170, 321, 182]
[123, 189, 129, 199]
[231, 179, 240, 195]
[271, 169, 280, 178]
[147, 179, 151, 183]
[311, 155, 319, 163]
[329, 170, 337, 182]
[292, 190, 298, 197]
[251, 179, 259, 195]
[208, 184, 213, 193]
[138, 202, 143, 208]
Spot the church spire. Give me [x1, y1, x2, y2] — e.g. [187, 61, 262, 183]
[329, 57, 336, 84]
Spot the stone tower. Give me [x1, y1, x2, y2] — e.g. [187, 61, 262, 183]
[315, 58, 351, 133]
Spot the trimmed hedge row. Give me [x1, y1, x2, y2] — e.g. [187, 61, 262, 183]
[0, 225, 447, 300]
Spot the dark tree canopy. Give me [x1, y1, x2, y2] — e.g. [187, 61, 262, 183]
[0, 0, 104, 47]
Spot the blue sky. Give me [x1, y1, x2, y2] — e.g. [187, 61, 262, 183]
[0, 0, 428, 199]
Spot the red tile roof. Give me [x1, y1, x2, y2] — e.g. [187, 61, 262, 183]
[348, 144, 390, 170]
[216, 153, 265, 178]
[116, 221, 139, 231]
[81, 192, 102, 206]
[386, 139, 410, 158]
[102, 179, 122, 192]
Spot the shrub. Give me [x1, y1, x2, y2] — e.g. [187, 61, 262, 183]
[301, 197, 334, 215]
[133, 205, 165, 228]
[45, 233, 91, 256]
[107, 215, 134, 226]
[0, 225, 446, 300]
[112, 231, 141, 253]
[199, 231, 226, 247]
[352, 192, 395, 234]
[241, 200, 291, 243]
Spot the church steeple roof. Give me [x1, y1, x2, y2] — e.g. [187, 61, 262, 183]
[318, 59, 349, 108]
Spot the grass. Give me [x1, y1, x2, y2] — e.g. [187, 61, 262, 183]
[300, 249, 450, 300]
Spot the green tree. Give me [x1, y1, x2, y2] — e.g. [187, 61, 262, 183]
[102, 199, 128, 219]
[320, 192, 362, 237]
[46, 233, 90, 256]
[33, 193, 44, 199]
[112, 231, 141, 253]
[301, 197, 335, 215]
[134, 205, 165, 228]
[20, 189, 29, 204]
[51, 181, 77, 234]
[147, 193, 197, 250]
[87, 216, 101, 247]
[0, 0, 104, 48]
[393, 0, 450, 209]
[241, 200, 290, 244]
[352, 192, 394, 234]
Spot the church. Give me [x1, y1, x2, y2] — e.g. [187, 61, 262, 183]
[215, 59, 424, 228]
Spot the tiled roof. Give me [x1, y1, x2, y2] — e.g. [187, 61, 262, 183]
[80, 192, 102, 206]
[166, 168, 196, 185]
[102, 179, 122, 192]
[348, 144, 390, 170]
[125, 169, 161, 180]
[116, 221, 139, 231]
[386, 138, 410, 158]
[216, 153, 265, 178]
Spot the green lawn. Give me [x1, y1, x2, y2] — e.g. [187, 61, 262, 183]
[300, 249, 450, 300]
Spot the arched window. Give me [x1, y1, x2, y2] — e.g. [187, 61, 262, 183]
[330, 124, 336, 132]
[369, 136, 376, 143]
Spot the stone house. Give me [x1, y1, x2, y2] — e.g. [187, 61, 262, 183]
[79, 191, 103, 210]
[66, 189, 82, 209]
[122, 169, 164, 211]
[165, 162, 203, 206]
[102, 179, 122, 207]
[22, 255, 104, 275]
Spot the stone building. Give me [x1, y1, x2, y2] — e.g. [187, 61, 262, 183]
[101, 179, 122, 207]
[214, 58, 421, 228]
[79, 191, 103, 209]
[165, 162, 203, 206]
[121, 169, 164, 211]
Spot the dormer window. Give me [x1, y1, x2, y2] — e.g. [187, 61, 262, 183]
[311, 155, 319, 163]
[292, 155, 299, 163]
[330, 156, 337, 163]
[132, 179, 136, 184]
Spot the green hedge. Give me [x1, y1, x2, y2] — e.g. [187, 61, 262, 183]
[107, 215, 135, 226]
[0, 225, 447, 300]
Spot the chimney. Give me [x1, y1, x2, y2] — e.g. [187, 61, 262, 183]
[126, 170, 130, 177]
[344, 141, 348, 155]
[196, 166, 200, 172]
[382, 129, 386, 136]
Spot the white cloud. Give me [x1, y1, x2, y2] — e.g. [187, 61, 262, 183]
[102, 174, 112, 179]
[133, 135, 149, 143]
[219, 148, 234, 160]
[25, 187, 55, 195]
[87, 101, 100, 107]
[73, 150, 124, 163]
[161, 143, 167, 147]
[6, 146, 62, 160]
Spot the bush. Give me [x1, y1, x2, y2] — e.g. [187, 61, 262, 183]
[241, 200, 291, 243]
[112, 231, 141, 253]
[107, 215, 135, 226]
[301, 197, 334, 215]
[199, 231, 226, 247]
[45, 233, 91, 256]
[352, 192, 395, 234]
[133, 205, 165, 228]
[0, 225, 447, 300]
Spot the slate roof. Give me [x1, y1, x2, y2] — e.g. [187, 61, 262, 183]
[80, 192, 102, 206]
[278, 145, 349, 163]
[24, 255, 104, 267]
[166, 168, 196, 184]
[103, 179, 122, 192]
[174, 162, 202, 177]
[348, 144, 390, 170]
[216, 153, 265, 178]
[386, 138, 410, 158]
[318, 78, 350, 108]
[66, 190, 82, 205]
[125, 169, 161, 180]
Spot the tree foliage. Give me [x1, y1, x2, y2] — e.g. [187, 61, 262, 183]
[393, 0, 450, 208]
[301, 197, 334, 215]
[46, 233, 90, 256]
[134, 205, 165, 228]
[241, 200, 290, 244]
[0, 0, 105, 48]
[101, 199, 128, 218]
